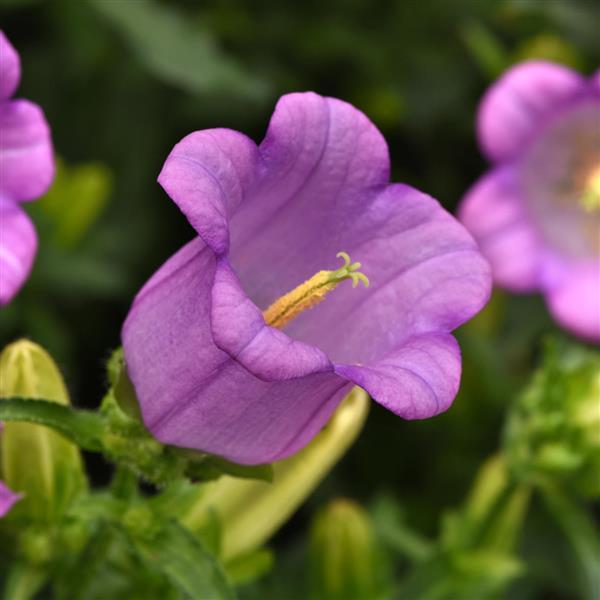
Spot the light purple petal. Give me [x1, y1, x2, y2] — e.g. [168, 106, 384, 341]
[122, 237, 349, 465]
[0, 480, 20, 518]
[459, 166, 542, 292]
[229, 92, 390, 308]
[211, 256, 332, 380]
[477, 61, 584, 162]
[336, 332, 461, 419]
[0, 31, 20, 101]
[0, 99, 54, 202]
[158, 129, 259, 255]
[545, 263, 600, 342]
[282, 184, 491, 365]
[0, 200, 37, 305]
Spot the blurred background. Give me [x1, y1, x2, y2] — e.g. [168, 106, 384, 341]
[1, 1, 598, 598]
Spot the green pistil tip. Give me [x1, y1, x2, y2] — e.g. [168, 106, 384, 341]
[333, 252, 370, 288]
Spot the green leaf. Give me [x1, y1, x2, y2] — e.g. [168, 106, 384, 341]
[371, 495, 433, 562]
[2, 562, 46, 600]
[0, 398, 105, 452]
[542, 485, 600, 600]
[460, 21, 508, 78]
[37, 159, 112, 248]
[126, 519, 234, 600]
[91, 0, 269, 100]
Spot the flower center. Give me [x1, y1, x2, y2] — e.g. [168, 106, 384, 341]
[262, 252, 369, 329]
[580, 164, 600, 212]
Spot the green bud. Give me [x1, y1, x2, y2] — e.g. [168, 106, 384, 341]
[309, 498, 383, 600]
[0, 340, 87, 521]
[504, 338, 600, 497]
[182, 386, 369, 562]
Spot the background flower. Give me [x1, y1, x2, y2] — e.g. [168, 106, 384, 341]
[459, 61, 600, 341]
[0, 481, 20, 518]
[0, 30, 54, 305]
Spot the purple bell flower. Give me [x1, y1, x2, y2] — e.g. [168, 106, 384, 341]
[0, 31, 54, 305]
[459, 61, 600, 341]
[123, 92, 491, 464]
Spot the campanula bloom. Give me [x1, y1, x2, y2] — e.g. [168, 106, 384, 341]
[0, 31, 54, 305]
[459, 61, 600, 341]
[123, 92, 491, 464]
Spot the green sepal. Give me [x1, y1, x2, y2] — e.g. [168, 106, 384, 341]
[182, 453, 274, 483]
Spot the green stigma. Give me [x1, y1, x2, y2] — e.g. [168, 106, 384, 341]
[332, 252, 370, 288]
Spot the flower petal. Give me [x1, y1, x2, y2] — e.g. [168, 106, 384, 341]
[282, 184, 491, 365]
[229, 92, 390, 308]
[477, 61, 584, 162]
[336, 332, 461, 419]
[157, 129, 259, 255]
[0, 99, 54, 202]
[0, 31, 20, 100]
[546, 263, 600, 342]
[0, 480, 20, 518]
[459, 166, 542, 292]
[0, 201, 37, 305]
[122, 237, 349, 465]
[211, 256, 333, 380]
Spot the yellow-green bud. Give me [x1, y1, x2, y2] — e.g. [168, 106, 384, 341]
[309, 499, 382, 600]
[0, 340, 87, 521]
[182, 386, 369, 562]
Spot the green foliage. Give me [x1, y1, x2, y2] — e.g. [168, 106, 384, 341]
[504, 338, 600, 497]
[36, 159, 112, 248]
[91, 0, 269, 101]
[124, 519, 234, 600]
[542, 486, 600, 600]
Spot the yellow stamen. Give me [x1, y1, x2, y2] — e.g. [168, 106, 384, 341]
[263, 252, 369, 329]
[581, 164, 600, 212]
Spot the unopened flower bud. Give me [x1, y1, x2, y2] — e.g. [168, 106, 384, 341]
[0, 340, 87, 521]
[309, 498, 383, 600]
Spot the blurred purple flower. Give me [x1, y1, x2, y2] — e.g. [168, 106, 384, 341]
[459, 61, 600, 341]
[0, 31, 54, 305]
[0, 481, 20, 518]
[123, 92, 491, 465]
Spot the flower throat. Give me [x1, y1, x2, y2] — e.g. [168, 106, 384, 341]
[263, 252, 369, 329]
